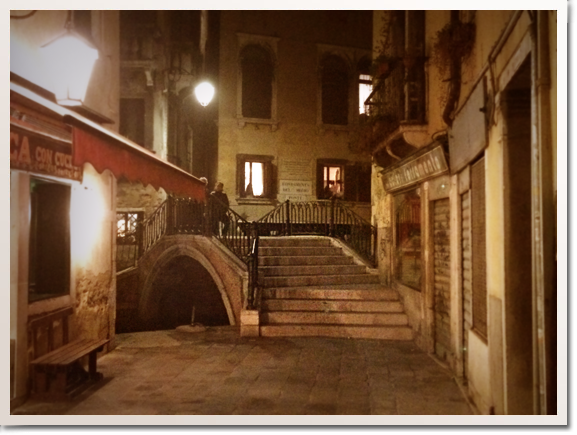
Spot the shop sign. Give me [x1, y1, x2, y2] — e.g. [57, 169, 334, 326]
[10, 125, 82, 181]
[380, 145, 448, 192]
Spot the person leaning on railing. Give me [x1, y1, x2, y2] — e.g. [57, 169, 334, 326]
[210, 182, 230, 236]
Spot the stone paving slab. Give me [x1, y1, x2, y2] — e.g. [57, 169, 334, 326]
[12, 326, 473, 416]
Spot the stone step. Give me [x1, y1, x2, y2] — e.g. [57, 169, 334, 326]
[259, 324, 414, 340]
[259, 246, 343, 257]
[263, 273, 380, 288]
[261, 299, 404, 313]
[261, 311, 409, 326]
[259, 255, 354, 267]
[259, 237, 333, 247]
[262, 286, 399, 301]
[260, 264, 367, 277]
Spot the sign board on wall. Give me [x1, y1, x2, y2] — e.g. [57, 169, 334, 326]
[278, 159, 313, 201]
[380, 144, 449, 192]
[448, 80, 487, 174]
[278, 180, 312, 202]
[10, 124, 82, 182]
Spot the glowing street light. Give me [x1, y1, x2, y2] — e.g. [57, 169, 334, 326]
[40, 12, 99, 106]
[194, 81, 215, 107]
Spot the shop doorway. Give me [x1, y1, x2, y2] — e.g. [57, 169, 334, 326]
[502, 56, 533, 414]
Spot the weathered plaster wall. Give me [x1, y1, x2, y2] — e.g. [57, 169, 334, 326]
[70, 164, 116, 345]
[116, 180, 168, 218]
[84, 10, 120, 130]
[468, 330, 491, 414]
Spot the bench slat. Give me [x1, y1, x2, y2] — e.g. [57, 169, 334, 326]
[31, 339, 92, 365]
[57, 339, 109, 366]
[31, 338, 109, 366]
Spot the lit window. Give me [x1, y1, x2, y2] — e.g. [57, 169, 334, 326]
[237, 154, 275, 199]
[244, 161, 264, 197]
[116, 211, 142, 272]
[359, 73, 372, 114]
[322, 165, 343, 198]
[316, 160, 371, 202]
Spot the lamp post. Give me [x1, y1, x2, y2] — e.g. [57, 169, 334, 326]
[40, 11, 99, 106]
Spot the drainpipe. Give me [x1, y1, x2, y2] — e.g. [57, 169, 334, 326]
[531, 10, 555, 415]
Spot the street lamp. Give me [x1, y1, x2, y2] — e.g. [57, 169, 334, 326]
[40, 11, 99, 106]
[194, 81, 215, 107]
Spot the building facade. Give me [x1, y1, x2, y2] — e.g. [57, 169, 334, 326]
[216, 11, 374, 222]
[369, 10, 557, 415]
[10, 10, 206, 408]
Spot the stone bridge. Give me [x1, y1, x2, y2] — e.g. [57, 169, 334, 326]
[116, 235, 249, 332]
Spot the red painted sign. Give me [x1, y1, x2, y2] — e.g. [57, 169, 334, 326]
[10, 125, 82, 181]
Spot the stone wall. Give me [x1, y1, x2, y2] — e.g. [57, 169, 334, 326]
[117, 180, 167, 218]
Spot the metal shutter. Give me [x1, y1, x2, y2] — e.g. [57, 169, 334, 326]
[461, 190, 472, 371]
[471, 157, 487, 338]
[433, 198, 451, 360]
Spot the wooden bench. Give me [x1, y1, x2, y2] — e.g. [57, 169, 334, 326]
[28, 307, 109, 400]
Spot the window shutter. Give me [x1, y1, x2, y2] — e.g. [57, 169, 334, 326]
[358, 164, 371, 203]
[471, 157, 487, 338]
[344, 164, 358, 201]
[316, 161, 325, 199]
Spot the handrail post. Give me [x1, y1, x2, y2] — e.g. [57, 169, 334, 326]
[285, 200, 292, 236]
[166, 195, 173, 236]
[330, 198, 335, 237]
[204, 199, 211, 237]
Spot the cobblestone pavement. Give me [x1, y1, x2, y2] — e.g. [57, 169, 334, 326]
[12, 326, 473, 416]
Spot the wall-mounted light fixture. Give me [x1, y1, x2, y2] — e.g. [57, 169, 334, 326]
[194, 81, 215, 107]
[40, 11, 99, 106]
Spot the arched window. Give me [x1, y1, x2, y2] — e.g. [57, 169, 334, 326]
[240, 44, 273, 119]
[321, 55, 349, 125]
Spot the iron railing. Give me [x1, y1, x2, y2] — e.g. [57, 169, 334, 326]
[117, 196, 375, 309]
[257, 199, 377, 266]
[208, 195, 261, 309]
[118, 195, 262, 310]
[142, 200, 168, 253]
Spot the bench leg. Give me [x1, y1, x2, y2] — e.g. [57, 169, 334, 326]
[33, 367, 47, 395]
[88, 351, 102, 381]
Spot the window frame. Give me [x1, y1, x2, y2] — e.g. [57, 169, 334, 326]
[316, 44, 372, 134]
[236, 154, 276, 201]
[316, 159, 371, 203]
[392, 186, 423, 292]
[236, 33, 279, 131]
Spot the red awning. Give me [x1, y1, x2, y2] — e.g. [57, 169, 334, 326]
[10, 81, 205, 201]
[70, 123, 205, 201]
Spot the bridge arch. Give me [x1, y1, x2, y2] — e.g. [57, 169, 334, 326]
[139, 243, 237, 328]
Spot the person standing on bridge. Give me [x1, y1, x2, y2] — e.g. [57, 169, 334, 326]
[210, 181, 230, 236]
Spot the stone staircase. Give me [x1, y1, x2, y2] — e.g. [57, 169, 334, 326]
[258, 236, 413, 340]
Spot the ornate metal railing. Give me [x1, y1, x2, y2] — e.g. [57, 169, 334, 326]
[121, 195, 261, 309]
[257, 199, 377, 266]
[118, 196, 375, 308]
[141, 200, 168, 253]
[208, 195, 261, 309]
